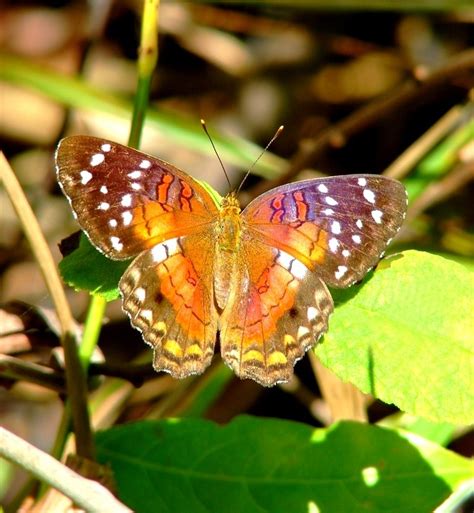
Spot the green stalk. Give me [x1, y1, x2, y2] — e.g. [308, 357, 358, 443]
[78, 0, 160, 375]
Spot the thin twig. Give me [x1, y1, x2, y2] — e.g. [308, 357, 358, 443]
[0, 355, 66, 392]
[406, 160, 474, 221]
[384, 103, 472, 180]
[248, 48, 474, 199]
[0, 153, 94, 460]
[0, 427, 132, 513]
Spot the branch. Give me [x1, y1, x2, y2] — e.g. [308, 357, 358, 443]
[0, 427, 132, 513]
[249, 48, 474, 198]
[0, 152, 94, 459]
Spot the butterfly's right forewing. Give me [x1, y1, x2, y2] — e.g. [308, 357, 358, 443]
[243, 175, 407, 288]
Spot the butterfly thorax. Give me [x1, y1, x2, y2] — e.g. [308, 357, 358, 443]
[214, 193, 244, 310]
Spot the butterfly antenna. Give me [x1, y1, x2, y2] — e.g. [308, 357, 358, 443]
[201, 119, 232, 191]
[236, 125, 284, 195]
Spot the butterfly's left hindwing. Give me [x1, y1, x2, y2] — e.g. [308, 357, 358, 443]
[243, 175, 407, 288]
[119, 231, 218, 378]
[56, 136, 218, 260]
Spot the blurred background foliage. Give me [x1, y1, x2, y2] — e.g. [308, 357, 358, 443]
[0, 0, 473, 508]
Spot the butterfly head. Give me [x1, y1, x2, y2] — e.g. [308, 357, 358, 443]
[220, 191, 241, 214]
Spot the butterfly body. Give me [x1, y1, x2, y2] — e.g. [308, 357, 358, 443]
[56, 135, 407, 386]
[213, 193, 243, 309]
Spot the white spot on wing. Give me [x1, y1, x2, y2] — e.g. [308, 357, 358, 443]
[164, 238, 179, 255]
[80, 170, 93, 184]
[335, 265, 348, 280]
[291, 259, 307, 280]
[100, 185, 108, 194]
[363, 189, 376, 204]
[307, 306, 319, 322]
[140, 159, 151, 169]
[101, 143, 111, 152]
[276, 251, 292, 270]
[318, 183, 328, 193]
[331, 221, 341, 234]
[128, 170, 142, 179]
[358, 177, 367, 186]
[98, 202, 110, 210]
[122, 211, 133, 226]
[90, 153, 105, 166]
[134, 287, 146, 302]
[276, 251, 307, 280]
[371, 209, 383, 224]
[297, 326, 311, 339]
[329, 238, 339, 253]
[356, 219, 363, 229]
[140, 309, 153, 322]
[151, 244, 167, 263]
[131, 182, 141, 190]
[110, 236, 123, 251]
[121, 194, 132, 207]
[325, 196, 338, 206]
[323, 208, 334, 216]
[342, 249, 351, 257]
[151, 238, 180, 263]
[352, 234, 362, 244]
[109, 219, 118, 228]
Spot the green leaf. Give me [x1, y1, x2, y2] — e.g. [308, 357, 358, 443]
[316, 250, 474, 425]
[378, 413, 457, 447]
[180, 363, 233, 418]
[96, 416, 473, 513]
[58, 233, 130, 301]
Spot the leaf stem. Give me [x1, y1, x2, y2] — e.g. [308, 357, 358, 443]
[129, 0, 160, 148]
[79, 295, 107, 371]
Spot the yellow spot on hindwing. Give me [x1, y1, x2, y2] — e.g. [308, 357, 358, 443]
[186, 344, 203, 357]
[268, 351, 287, 366]
[163, 339, 182, 358]
[284, 334, 296, 347]
[242, 349, 264, 363]
[155, 321, 167, 335]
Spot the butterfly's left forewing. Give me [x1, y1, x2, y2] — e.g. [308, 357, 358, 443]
[56, 135, 218, 260]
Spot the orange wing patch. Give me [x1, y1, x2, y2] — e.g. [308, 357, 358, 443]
[249, 222, 329, 269]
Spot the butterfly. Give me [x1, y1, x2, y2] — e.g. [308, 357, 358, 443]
[56, 135, 407, 386]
